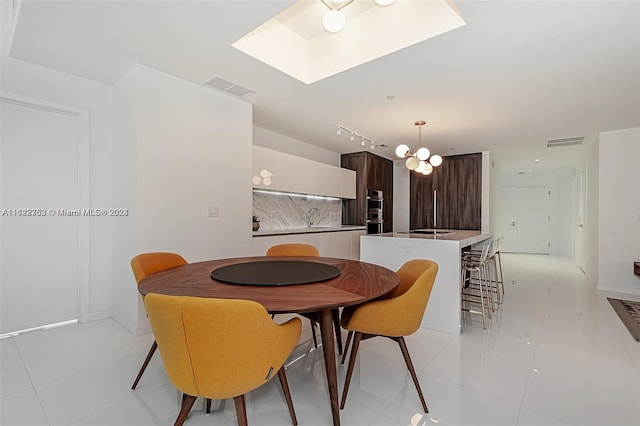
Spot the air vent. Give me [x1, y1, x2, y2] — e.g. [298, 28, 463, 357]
[202, 76, 255, 98]
[546, 136, 584, 148]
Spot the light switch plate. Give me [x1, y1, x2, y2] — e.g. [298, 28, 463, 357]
[207, 205, 219, 217]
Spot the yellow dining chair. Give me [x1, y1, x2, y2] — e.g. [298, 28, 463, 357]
[266, 243, 343, 355]
[130, 252, 188, 389]
[144, 293, 302, 426]
[265, 243, 320, 257]
[339, 259, 438, 413]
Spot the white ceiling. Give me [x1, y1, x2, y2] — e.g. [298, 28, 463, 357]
[6, 0, 640, 173]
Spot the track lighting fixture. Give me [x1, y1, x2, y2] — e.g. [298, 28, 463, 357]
[335, 124, 381, 151]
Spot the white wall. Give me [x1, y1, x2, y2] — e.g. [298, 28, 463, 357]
[253, 125, 340, 166]
[556, 169, 575, 257]
[481, 151, 491, 233]
[112, 65, 253, 335]
[579, 134, 600, 285]
[1, 57, 114, 321]
[393, 160, 410, 231]
[597, 127, 640, 294]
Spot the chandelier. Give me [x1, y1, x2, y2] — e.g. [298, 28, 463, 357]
[395, 121, 443, 175]
[321, 0, 396, 33]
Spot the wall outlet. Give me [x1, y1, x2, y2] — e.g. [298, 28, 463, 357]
[207, 205, 219, 217]
[398, 243, 411, 253]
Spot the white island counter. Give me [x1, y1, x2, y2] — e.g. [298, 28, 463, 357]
[360, 229, 492, 335]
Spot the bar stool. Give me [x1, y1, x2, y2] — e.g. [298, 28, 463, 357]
[463, 236, 504, 306]
[461, 243, 492, 329]
[493, 236, 505, 302]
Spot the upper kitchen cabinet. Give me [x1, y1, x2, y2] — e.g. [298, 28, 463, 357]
[253, 146, 355, 199]
[410, 153, 482, 230]
[341, 151, 393, 232]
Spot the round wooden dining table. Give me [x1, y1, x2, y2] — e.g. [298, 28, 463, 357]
[138, 255, 399, 426]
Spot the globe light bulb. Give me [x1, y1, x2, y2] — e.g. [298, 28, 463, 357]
[374, 0, 396, 6]
[322, 10, 346, 33]
[262, 177, 272, 186]
[260, 169, 271, 178]
[395, 144, 410, 158]
[405, 156, 419, 170]
[422, 164, 434, 175]
[415, 161, 427, 174]
[416, 147, 430, 161]
[429, 154, 443, 167]
[251, 176, 261, 185]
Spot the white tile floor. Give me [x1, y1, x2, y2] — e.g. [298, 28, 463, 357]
[1, 254, 639, 425]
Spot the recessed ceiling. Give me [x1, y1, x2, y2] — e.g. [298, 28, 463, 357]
[232, 0, 466, 84]
[3, 0, 639, 173]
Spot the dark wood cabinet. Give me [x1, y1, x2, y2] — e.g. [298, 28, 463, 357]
[341, 151, 393, 232]
[410, 153, 482, 230]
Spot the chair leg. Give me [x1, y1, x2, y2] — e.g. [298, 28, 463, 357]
[496, 251, 504, 298]
[332, 309, 343, 355]
[340, 331, 353, 365]
[277, 367, 298, 425]
[481, 262, 493, 318]
[340, 332, 362, 409]
[309, 320, 318, 349]
[131, 340, 157, 389]
[206, 398, 212, 414]
[174, 394, 197, 426]
[233, 395, 248, 426]
[476, 268, 487, 328]
[396, 337, 428, 413]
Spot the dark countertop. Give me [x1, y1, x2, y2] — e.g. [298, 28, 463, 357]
[253, 225, 366, 237]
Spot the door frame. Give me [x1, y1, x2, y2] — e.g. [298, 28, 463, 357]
[574, 167, 587, 273]
[1, 91, 91, 325]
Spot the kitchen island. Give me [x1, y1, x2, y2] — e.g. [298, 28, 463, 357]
[360, 229, 492, 335]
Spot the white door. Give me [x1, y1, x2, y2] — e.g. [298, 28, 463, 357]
[575, 169, 586, 272]
[497, 186, 551, 254]
[497, 186, 518, 252]
[1, 97, 83, 334]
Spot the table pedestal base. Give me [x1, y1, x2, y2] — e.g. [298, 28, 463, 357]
[319, 308, 341, 426]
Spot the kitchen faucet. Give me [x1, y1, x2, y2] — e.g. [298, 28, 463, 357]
[307, 207, 320, 228]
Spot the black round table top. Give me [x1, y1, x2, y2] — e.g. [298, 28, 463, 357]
[210, 260, 341, 286]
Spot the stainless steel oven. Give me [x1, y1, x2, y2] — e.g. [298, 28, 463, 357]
[366, 220, 383, 234]
[367, 189, 383, 207]
[366, 189, 383, 234]
[367, 208, 383, 221]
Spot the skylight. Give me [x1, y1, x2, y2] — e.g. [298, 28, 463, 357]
[232, 0, 465, 84]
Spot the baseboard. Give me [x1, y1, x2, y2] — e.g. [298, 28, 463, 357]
[583, 269, 598, 288]
[597, 284, 640, 296]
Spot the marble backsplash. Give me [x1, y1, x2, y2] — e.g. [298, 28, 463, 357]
[253, 190, 342, 231]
